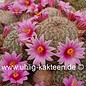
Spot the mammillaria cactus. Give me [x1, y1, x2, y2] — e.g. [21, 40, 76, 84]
[42, 7, 58, 17]
[0, 10, 18, 25]
[55, 70, 86, 85]
[64, 0, 86, 10]
[33, 70, 54, 86]
[0, 0, 86, 86]
[19, 12, 32, 21]
[80, 8, 86, 15]
[3, 29, 22, 54]
[36, 16, 78, 48]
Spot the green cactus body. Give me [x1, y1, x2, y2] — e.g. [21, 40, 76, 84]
[65, 0, 86, 10]
[0, 10, 18, 25]
[3, 29, 22, 54]
[19, 13, 32, 21]
[36, 16, 78, 48]
[80, 8, 86, 15]
[42, 7, 58, 17]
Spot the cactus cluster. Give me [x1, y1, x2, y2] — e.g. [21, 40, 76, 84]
[55, 70, 86, 85]
[3, 29, 22, 54]
[36, 16, 78, 48]
[0, 10, 18, 25]
[0, 0, 86, 86]
[42, 7, 58, 17]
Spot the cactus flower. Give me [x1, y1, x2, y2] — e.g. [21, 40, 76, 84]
[18, 0, 35, 12]
[25, 35, 55, 65]
[48, 0, 56, 7]
[26, 3, 38, 14]
[39, 0, 56, 7]
[1, 70, 29, 84]
[34, 10, 48, 22]
[0, 1, 11, 10]
[39, 0, 48, 7]
[58, 1, 71, 12]
[66, 10, 82, 21]
[9, 1, 23, 15]
[57, 37, 85, 67]
[15, 18, 38, 44]
[0, 51, 27, 69]
[2, 26, 10, 38]
[63, 75, 83, 86]
[76, 12, 86, 30]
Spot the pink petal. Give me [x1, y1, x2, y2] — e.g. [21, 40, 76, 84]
[63, 78, 69, 86]
[66, 37, 71, 47]
[40, 34, 44, 45]
[17, 79, 24, 84]
[22, 71, 29, 76]
[16, 54, 22, 63]
[40, 58, 45, 65]
[3, 52, 12, 62]
[10, 78, 17, 84]
[12, 51, 17, 58]
[27, 54, 35, 60]
[33, 57, 40, 65]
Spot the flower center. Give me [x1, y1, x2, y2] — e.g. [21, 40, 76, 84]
[10, 61, 16, 67]
[13, 72, 19, 78]
[32, 7, 34, 11]
[71, 81, 77, 86]
[36, 13, 40, 16]
[24, 29, 31, 34]
[37, 46, 44, 53]
[14, 8, 19, 12]
[67, 48, 74, 56]
[25, 0, 30, 5]
[35, 12, 40, 16]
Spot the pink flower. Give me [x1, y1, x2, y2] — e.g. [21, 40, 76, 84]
[9, 1, 23, 15]
[25, 35, 55, 65]
[76, 12, 86, 30]
[34, 10, 48, 22]
[18, 0, 35, 12]
[39, 0, 56, 7]
[48, 0, 56, 7]
[66, 10, 82, 21]
[63, 75, 83, 86]
[58, 1, 72, 12]
[2, 26, 10, 38]
[0, 51, 27, 69]
[15, 18, 38, 44]
[26, 3, 38, 13]
[35, 81, 44, 86]
[39, 0, 48, 7]
[0, 1, 11, 10]
[34, 3, 44, 14]
[1, 70, 29, 84]
[57, 37, 85, 67]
